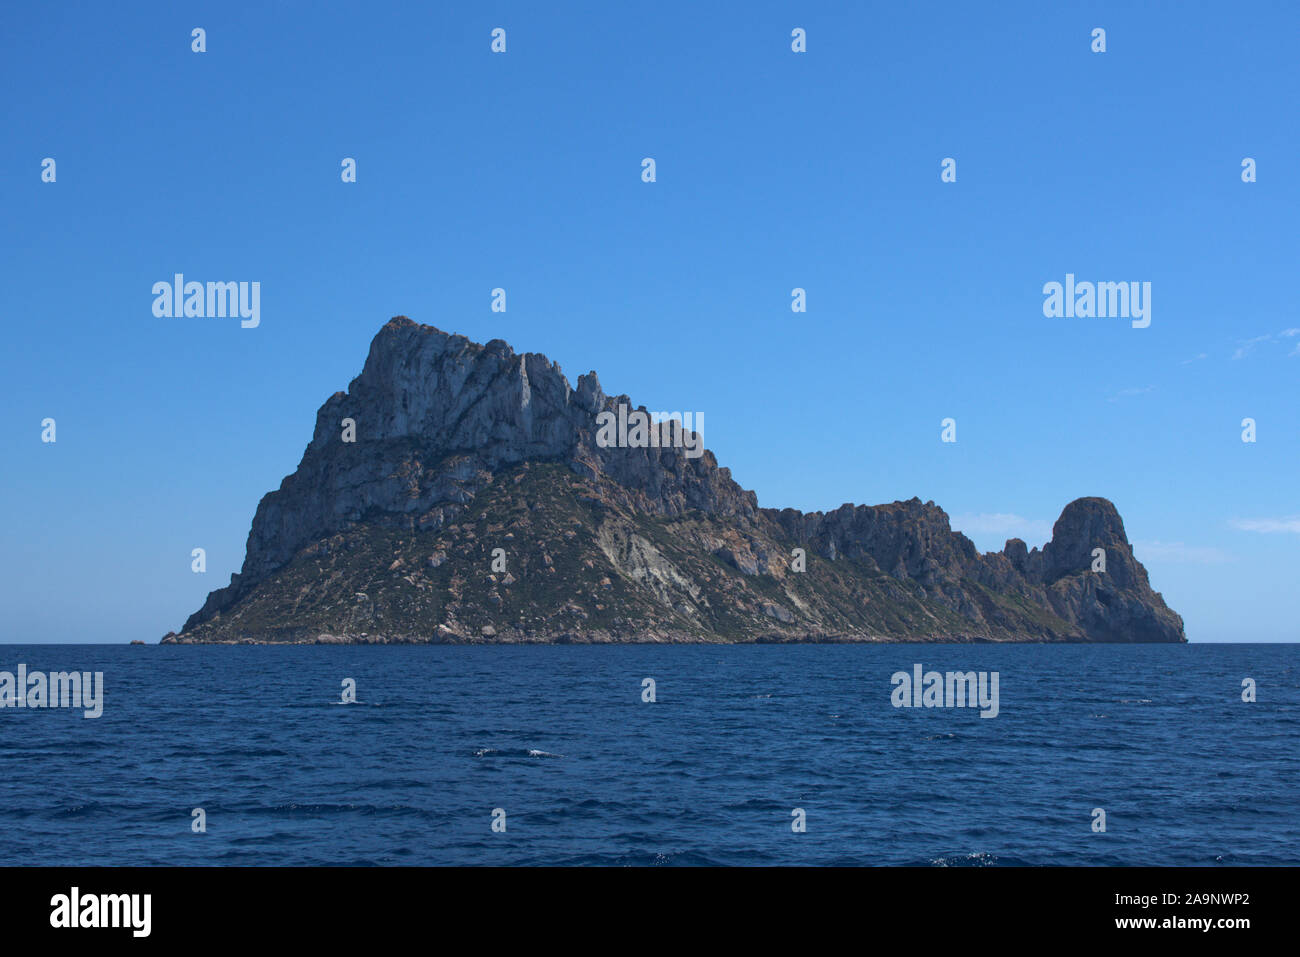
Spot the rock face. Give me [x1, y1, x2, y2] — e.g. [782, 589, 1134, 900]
[166, 317, 1185, 644]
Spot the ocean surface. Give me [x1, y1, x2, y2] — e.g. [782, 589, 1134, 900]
[0, 643, 1296, 866]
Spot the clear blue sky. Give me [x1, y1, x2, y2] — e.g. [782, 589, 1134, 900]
[3, 2, 1297, 643]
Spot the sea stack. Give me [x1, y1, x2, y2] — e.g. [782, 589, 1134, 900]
[165, 317, 1185, 645]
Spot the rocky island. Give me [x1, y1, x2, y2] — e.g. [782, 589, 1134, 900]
[163, 317, 1185, 644]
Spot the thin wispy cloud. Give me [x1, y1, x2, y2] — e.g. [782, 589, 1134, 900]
[1230, 517, 1300, 534]
[1179, 353, 1207, 365]
[1108, 385, 1155, 402]
[949, 513, 1052, 546]
[1132, 540, 1231, 564]
[1232, 334, 1273, 360]
[1231, 329, 1300, 360]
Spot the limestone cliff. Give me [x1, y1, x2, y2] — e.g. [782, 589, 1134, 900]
[164, 317, 1185, 644]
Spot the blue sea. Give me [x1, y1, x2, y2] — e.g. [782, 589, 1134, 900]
[0, 643, 1296, 866]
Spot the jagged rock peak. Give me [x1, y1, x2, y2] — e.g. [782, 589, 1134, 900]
[169, 318, 1185, 645]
